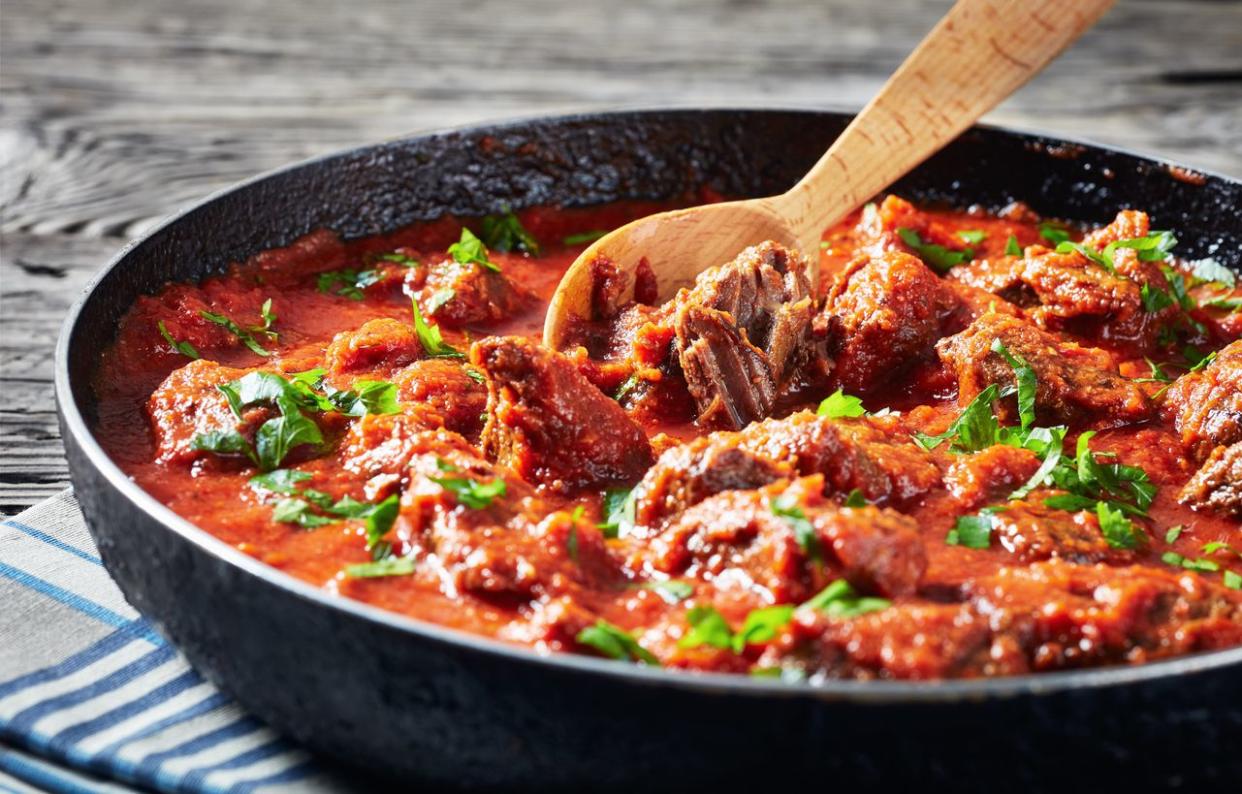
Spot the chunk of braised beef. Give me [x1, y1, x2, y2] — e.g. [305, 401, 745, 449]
[337, 411, 448, 500]
[392, 358, 488, 439]
[409, 258, 535, 328]
[966, 560, 1242, 671]
[671, 241, 815, 429]
[472, 336, 654, 493]
[634, 477, 926, 604]
[822, 251, 959, 394]
[633, 411, 939, 525]
[946, 211, 1179, 348]
[988, 497, 1138, 564]
[943, 445, 1041, 510]
[779, 602, 1014, 680]
[1162, 339, 1242, 460]
[936, 313, 1151, 425]
[147, 359, 268, 465]
[1179, 441, 1242, 517]
[324, 318, 422, 378]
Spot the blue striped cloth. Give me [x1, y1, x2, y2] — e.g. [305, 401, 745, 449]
[0, 491, 353, 794]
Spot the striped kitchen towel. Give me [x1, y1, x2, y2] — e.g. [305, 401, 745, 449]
[0, 490, 356, 794]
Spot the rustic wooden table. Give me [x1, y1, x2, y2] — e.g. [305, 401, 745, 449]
[1, 0, 1239, 515]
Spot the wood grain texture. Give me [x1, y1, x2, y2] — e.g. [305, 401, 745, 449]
[1, 0, 1240, 515]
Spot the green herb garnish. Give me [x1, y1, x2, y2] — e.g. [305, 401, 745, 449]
[641, 580, 694, 604]
[772, 492, 820, 562]
[598, 487, 635, 539]
[378, 252, 420, 267]
[957, 230, 986, 245]
[897, 227, 973, 272]
[800, 579, 891, 618]
[345, 555, 416, 579]
[157, 321, 200, 359]
[817, 388, 866, 419]
[199, 309, 273, 357]
[1038, 222, 1071, 245]
[429, 458, 506, 509]
[479, 211, 539, 255]
[447, 228, 500, 272]
[946, 506, 1003, 549]
[577, 620, 658, 664]
[563, 230, 609, 246]
[843, 488, 867, 508]
[1004, 234, 1022, 257]
[411, 298, 464, 359]
[317, 268, 382, 300]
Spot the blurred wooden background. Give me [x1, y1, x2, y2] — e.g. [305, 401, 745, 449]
[2, 0, 1240, 514]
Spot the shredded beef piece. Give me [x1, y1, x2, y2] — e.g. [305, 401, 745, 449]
[409, 258, 534, 327]
[1179, 441, 1242, 517]
[822, 251, 959, 394]
[324, 318, 422, 377]
[473, 336, 654, 493]
[1162, 339, 1242, 460]
[936, 313, 1151, 425]
[633, 411, 939, 524]
[634, 477, 926, 603]
[676, 305, 779, 429]
[671, 241, 815, 428]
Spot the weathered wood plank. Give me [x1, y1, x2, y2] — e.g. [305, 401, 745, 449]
[2, 0, 1240, 515]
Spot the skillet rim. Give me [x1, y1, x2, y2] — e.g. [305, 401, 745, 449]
[54, 106, 1242, 704]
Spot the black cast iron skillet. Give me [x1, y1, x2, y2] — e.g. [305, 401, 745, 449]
[56, 110, 1242, 792]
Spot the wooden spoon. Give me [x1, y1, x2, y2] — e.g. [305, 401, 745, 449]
[544, 0, 1115, 348]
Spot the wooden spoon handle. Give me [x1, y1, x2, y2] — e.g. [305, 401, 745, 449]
[775, 0, 1115, 244]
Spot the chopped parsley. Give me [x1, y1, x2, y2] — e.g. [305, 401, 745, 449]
[843, 488, 867, 508]
[598, 487, 636, 539]
[479, 211, 539, 255]
[430, 458, 506, 509]
[1038, 222, 1071, 245]
[563, 230, 609, 246]
[378, 251, 420, 267]
[1004, 234, 1022, 257]
[317, 268, 382, 300]
[411, 298, 464, 359]
[199, 309, 273, 357]
[897, 227, 973, 272]
[425, 288, 456, 315]
[613, 374, 640, 402]
[817, 388, 866, 419]
[801, 579, 891, 618]
[640, 580, 694, 604]
[344, 555, 417, 579]
[577, 620, 658, 665]
[679, 605, 794, 654]
[447, 228, 501, 272]
[250, 471, 400, 542]
[772, 492, 820, 562]
[991, 340, 1036, 430]
[678, 606, 736, 651]
[1225, 570, 1242, 590]
[946, 507, 1003, 549]
[1096, 501, 1143, 549]
[913, 384, 1005, 453]
[1165, 525, 1184, 544]
[957, 229, 986, 245]
[195, 370, 396, 470]
[1141, 283, 1175, 313]
[157, 321, 200, 359]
